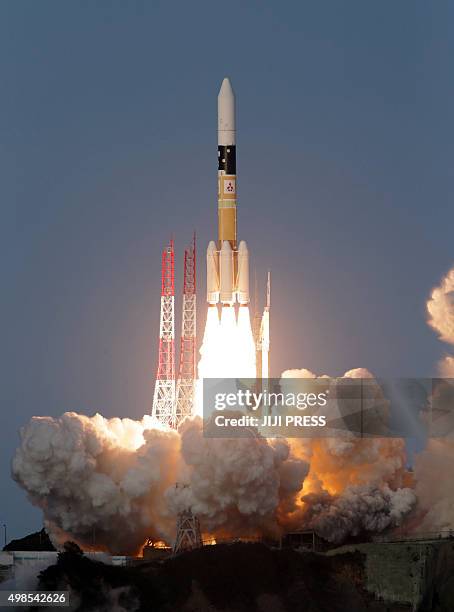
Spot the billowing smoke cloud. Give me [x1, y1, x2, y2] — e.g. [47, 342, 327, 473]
[412, 438, 454, 533]
[403, 266, 454, 534]
[427, 267, 454, 346]
[301, 484, 416, 543]
[13, 264, 454, 553]
[281, 367, 371, 380]
[12, 368, 418, 550]
[167, 416, 308, 537]
[12, 412, 308, 553]
[278, 367, 416, 542]
[12, 413, 181, 554]
[427, 266, 454, 375]
[292, 433, 416, 542]
[438, 355, 454, 377]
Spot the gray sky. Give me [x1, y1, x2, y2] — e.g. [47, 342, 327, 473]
[1, 1, 453, 540]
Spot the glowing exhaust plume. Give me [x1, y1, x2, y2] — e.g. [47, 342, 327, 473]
[198, 306, 221, 379]
[198, 306, 256, 380]
[236, 306, 257, 378]
[195, 305, 256, 416]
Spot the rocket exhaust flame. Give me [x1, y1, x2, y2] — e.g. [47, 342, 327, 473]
[197, 305, 256, 382]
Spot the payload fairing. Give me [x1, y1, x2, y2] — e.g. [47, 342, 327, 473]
[206, 78, 250, 306]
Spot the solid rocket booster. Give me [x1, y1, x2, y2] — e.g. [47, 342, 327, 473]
[207, 78, 250, 306]
[206, 241, 219, 304]
[236, 240, 249, 304]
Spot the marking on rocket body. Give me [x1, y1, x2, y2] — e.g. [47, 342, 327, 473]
[220, 175, 236, 198]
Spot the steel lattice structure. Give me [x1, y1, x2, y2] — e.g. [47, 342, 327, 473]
[175, 234, 196, 428]
[173, 509, 202, 555]
[152, 239, 176, 427]
[172, 484, 202, 556]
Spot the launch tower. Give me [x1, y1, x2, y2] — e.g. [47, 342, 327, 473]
[152, 240, 176, 427]
[175, 234, 197, 427]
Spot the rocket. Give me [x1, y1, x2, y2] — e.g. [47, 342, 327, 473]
[206, 78, 250, 306]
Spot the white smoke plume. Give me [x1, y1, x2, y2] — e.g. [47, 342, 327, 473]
[12, 413, 181, 554]
[167, 416, 308, 537]
[12, 366, 418, 550]
[301, 484, 416, 543]
[12, 412, 308, 553]
[427, 267, 454, 346]
[413, 438, 454, 533]
[291, 431, 416, 542]
[404, 265, 454, 534]
[14, 262, 454, 552]
[427, 266, 454, 376]
[278, 367, 416, 541]
[438, 355, 454, 377]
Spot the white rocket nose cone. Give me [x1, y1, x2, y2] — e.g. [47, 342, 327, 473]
[218, 77, 235, 145]
[220, 239, 233, 254]
[218, 77, 234, 100]
[238, 240, 248, 254]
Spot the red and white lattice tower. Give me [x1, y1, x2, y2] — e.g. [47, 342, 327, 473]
[175, 233, 196, 427]
[152, 239, 176, 427]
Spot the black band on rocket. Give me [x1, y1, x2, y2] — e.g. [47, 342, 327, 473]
[218, 146, 236, 173]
